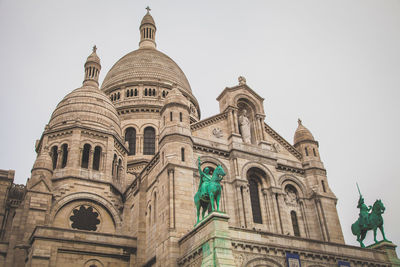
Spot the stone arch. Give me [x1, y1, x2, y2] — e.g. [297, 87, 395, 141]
[241, 161, 276, 188]
[234, 93, 263, 115]
[197, 155, 229, 212]
[198, 155, 230, 181]
[244, 257, 283, 267]
[50, 192, 122, 230]
[278, 174, 306, 198]
[122, 123, 140, 133]
[84, 259, 104, 267]
[139, 123, 159, 134]
[90, 141, 106, 152]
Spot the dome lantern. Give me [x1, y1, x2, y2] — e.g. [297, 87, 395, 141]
[139, 7, 157, 49]
[83, 45, 101, 87]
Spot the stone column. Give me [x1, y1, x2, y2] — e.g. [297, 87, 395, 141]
[88, 149, 94, 170]
[232, 110, 239, 134]
[56, 149, 62, 169]
[262, 188, 272, 232]
[315, 198, 327, 241]
[168, 169, 175, 230]
[235, 185, 245, 228]
[101, 152, 106, 172]
[299, 200, 310, 238]
[78, 148, 83, 168]
[228, 109, 235, 133]
[242, 185, 253, 229]
[273, 192, 284, 234]
[258, 116, 265, 140]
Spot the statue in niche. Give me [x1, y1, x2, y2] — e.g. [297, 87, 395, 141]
[238, 109, 251, 144]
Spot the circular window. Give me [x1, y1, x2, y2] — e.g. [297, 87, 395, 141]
[69, 205, 100, 231]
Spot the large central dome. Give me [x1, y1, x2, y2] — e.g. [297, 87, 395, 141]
[101, 48, 192, 93]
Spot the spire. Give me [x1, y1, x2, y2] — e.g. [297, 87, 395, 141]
[139, 7, 157, 49]
[83, 45, 101, 87]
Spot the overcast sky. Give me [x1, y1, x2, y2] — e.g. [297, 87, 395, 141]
[0, 0, 399, 252]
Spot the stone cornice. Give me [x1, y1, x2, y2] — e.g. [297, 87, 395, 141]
[190, 112, 228, 131]
[216, 84, 264, 102]
[264, 123, 302, 160]
[276, 163, 305, 174]
[193, 144, 230, 157]
[229, 227, 388, 266]
[294, 139, 319, 147]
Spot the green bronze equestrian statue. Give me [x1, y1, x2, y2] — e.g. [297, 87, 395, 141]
[351, 183, 390, 247]
[194, 157, 226, 225]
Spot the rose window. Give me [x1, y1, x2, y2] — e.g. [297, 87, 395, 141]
[69, 205, 100, 231]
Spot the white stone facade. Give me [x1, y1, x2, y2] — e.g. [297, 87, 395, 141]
[0, 10, 398, 267]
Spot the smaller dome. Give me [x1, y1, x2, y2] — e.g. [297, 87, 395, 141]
[294, 119, 315, 145]
[141, 12, 156, 28]
[48, 85, 122, 137]
[164, 87, 187, 107]
[86, 46, 100, 65]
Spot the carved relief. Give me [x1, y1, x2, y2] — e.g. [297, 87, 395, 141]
[284, 185, 298, 206]
[233, 253, 245, 266]
[212, 128, 223, 138]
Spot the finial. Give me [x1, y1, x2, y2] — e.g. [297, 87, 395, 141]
[238, 76, 246, 85]
[146, 6, 151, 13]
[92, 45, 97, 53]
[298, 118, 302, 125]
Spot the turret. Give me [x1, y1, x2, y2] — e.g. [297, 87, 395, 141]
[83, 45, 101, 87]
[293, 119, 321, 162]
[139, 7, 157, 49]
[159, 87, 192, 167]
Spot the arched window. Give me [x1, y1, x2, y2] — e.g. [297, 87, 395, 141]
[152, 89, 156, 96]
[313, 148, 317, 156]
[117, 92, 120, 100]
[321, 180, 326, 193]
[144, 88, 148, 96]
[162, 91, 166, 98]
[179, 112, 183, 122]
[143, 127, 155, 155]
[125, 127, 136, 155]
[170, 112, 173, 121]
[291, 211, 300, 237]
[249, 178, 262, 224]
[117, 159, 122, 180]
[134, 88, 138, 96]
[92, 146, 101, 171]
[305, 147, 309, 156]
[51, 146, 58, 170]
[181, 147, 185, 162]
[149, 205, 152, 225]
[112, 154, 117, 177]
[153, 192, 157, 223]
[61, 144, 68, 168]
[126, 89, 129, 97]
[81, 144, 91, 169]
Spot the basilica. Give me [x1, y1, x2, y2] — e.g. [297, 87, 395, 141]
[0, 9, 398, 267]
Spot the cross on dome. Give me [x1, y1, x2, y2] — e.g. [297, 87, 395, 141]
[146, 6, 151, 13]
[92, 45, 97, 53]
[298, 118, 302, 125]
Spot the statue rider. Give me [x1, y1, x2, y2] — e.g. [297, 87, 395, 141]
[357, 195, 371, 229]
[198, 157, 211, 196]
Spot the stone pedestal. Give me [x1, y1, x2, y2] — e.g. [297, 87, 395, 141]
[368, 241, 400, 266]
[179, 212, 236, 267]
